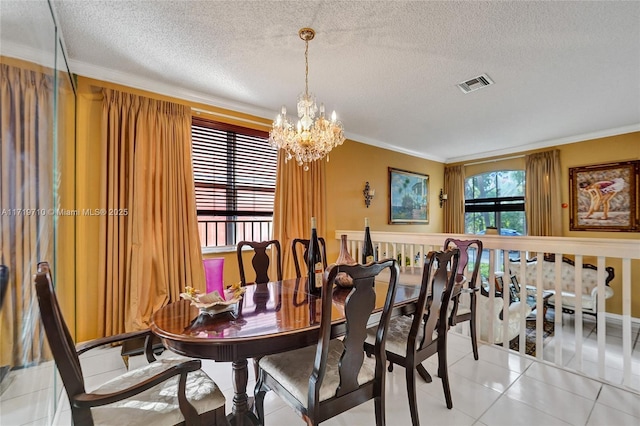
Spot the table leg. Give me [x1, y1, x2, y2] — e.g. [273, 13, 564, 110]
[227, 358, 260, 426]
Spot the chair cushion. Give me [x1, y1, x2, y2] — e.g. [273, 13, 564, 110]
[365, 315, 415, 358]
[258, 339, 375, 405]
[90, 357, 226, 426]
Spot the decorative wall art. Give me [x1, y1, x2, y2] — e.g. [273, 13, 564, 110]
[569, 161, 639, 231]
[388, 168, 429, 224]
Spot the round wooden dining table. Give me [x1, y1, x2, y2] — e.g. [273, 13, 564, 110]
[151, 277, 420, 426]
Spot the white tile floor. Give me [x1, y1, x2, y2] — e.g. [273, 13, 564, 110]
[1, 327, 640, 426]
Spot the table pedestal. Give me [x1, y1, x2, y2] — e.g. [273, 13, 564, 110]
[227, 358, 260, 426]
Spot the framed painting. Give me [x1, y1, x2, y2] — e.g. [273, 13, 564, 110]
[388, 167, 429, 224]
[569, 161, 639, 232]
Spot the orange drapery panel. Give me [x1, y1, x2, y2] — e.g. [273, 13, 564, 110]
[273, 156, 327, 280]
[443, 165, 465, 233]
[525, 149, 562, 236]
[0, 64, 52, 367]
[99, 89, 204, 334]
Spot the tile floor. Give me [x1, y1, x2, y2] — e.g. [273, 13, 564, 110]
[1, 325, 640, 426]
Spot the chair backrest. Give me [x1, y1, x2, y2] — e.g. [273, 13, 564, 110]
[413, 249, 460, 352]
[237, 240, 282, 285]
[0, 265, 8, 310]
[203, 258, 225, 295]
[291, 237, 328, 278]
[34, 262, 87, 404]
[311, 259, 399, 408]
[443, 238, 483, 290]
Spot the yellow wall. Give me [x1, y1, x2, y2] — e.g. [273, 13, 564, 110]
[73, 74, 639, 339]
[559, 133, 640, 316]
[558, 133, 639, 236]
[73, 76, 444, 340]
[325, 140, 444, 261]
[457, 132, 640, 316]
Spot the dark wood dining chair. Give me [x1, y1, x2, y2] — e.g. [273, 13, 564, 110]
[237, 239, 283, 379]
[254, 259, 400, 426]
[291, 237, 328, 278]
[364, 249, 460, 425]
[237, 240, 283, 285]
[443, 238, 483, 360]
[34, 261, 229, 426]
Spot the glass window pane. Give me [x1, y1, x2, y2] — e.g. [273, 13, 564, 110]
[496, 170, 525, 197]
[464, 170, 526, 234]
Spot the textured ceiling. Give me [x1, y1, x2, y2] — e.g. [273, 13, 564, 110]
[2, 0, 639, 162]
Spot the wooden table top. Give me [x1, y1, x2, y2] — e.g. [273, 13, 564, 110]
[151, 278, 421, 361]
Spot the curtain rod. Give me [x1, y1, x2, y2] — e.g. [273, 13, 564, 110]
[192, 107, 270, 128]
[464, 154, 525, 167]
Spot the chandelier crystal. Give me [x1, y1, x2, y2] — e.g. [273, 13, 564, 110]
[269, 28, 345, 171]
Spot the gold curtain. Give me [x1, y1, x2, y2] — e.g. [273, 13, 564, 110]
[525, 149, 562, 236]
[443, 165, 465, 233]
[273, 156, 327, 280]
[0, 64, 53, 367]
[99, 89, 204, 334]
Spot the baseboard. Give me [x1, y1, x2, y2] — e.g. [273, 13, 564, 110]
[603, 312, 640, 325]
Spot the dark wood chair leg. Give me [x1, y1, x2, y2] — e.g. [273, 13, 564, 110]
[416, 363, 432, 383]
[406, 367, 420, 425]
[438, 345, 453, 409]
[374, 394, 386, 426]
[469, 317, 478, 361]
[253, 375, 267, 425]
[469, 300, 479, 360]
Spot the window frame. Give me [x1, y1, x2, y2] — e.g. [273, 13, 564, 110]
[191, 117, 277, 248]
[464, 170, 526, 234]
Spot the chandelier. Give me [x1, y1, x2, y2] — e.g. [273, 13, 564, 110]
[269, 28, 345, 171]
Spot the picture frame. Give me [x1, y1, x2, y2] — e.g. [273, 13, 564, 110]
[569, 161, 639, 232]
[388, 167, 429, 224]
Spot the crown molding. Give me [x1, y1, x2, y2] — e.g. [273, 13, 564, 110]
[69, 59, 275, 120]
[1, 40, 56, 68]
[446, 123, 640, 164]
[6, 44, 636, 166]
[344, 131, 446, 163]
[71, 58, 448, 163]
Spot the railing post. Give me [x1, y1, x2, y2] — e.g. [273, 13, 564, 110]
[597, 256, 606, 380]
[573, 255, 583, 370]
[553, 252, 563, 365]
[622, 258, 632, 387]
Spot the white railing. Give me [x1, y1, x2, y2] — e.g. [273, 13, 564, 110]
[336, 230, 640, 390]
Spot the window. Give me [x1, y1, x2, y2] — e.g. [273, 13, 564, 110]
[465, 170, 526, 278]
[191, 117, 277, 247]
[464, 170, 526, 235]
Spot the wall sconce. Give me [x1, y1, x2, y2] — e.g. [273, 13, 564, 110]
[439, 188, 448, 208]
[363, 182, 375, 208]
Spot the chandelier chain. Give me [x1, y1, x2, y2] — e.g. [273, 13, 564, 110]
[304, 38, 309, 97]
[268, 27, 345, 171]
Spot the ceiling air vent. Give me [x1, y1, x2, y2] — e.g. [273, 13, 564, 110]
[457, 74, 494, 94]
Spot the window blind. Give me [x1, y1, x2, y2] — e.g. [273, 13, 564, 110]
[191, 117, 277, 218]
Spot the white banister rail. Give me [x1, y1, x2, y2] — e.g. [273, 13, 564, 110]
[335, 230, 640, 390]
